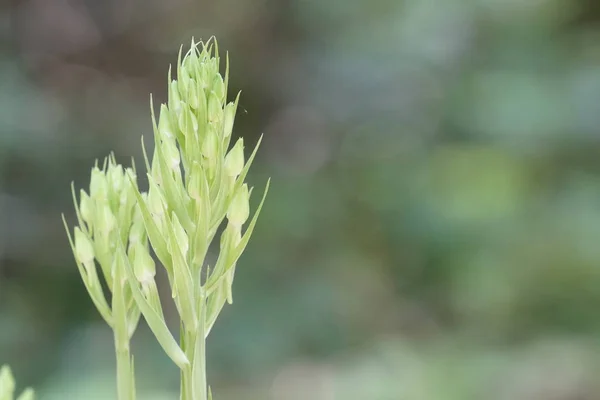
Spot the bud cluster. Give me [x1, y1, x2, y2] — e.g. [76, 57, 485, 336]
[130, 38, 268, 341]
[64, 37, 269, 400]
[64, 155, 146, 334]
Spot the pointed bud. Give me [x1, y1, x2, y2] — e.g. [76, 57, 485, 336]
[207, 91, 222, 124]
[168, 81, 181, 113]
[74, 227, 95, 265]
[0, 365, 15, 397]
[223, 100, 237, 138]
[178, 104, 198, 136]
[96, 202, 116, 234]
[187, 163, 203, 201]
[90, 166, 107, 200]
[162, 138, 181, 171]
[151, 154, 162, 185]
[188, 80, 199, 110]
[147, 181, 167, 218]
[170, 213, 189, 258]
[133, 242, 156, 284]
[225, 138, 244, 177]
[201, 124, 218, 159]
[178, 67, 191, 99]
[79, 190, 94, 225]
[17, 388, 35, 400]
[227, 184, 249, 227]
[107, 162, 124, 194]
[212, 74, 225, 103]
[158, 104, 175, 140]
[129, 207, 146, 245]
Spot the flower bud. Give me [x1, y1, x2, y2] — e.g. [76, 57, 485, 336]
[223, 101, 237, 138]
[107, 162, 124, 194]
[224, 138, 244, 177]
[187, 162, 203, 202]
[0, 365, 15, 396]
[227, 184, 249, 227]
[162, 138, 181, 171]
[80, 189, 94, 226]
[212, 74, 225, 103]
[178, 104, 198, 136]
[201, 124, 218, 160]
[119, 168, 136, 207]
[129, 207, 146, 245]
[96, 201, 116, 234]
[158, 104, 175, 140]
[90, 166, 107, 200]
[75, 227, 95, 265]
[147, 182, 167, 218]
[188, 80, 199, 110]
[207, 91, 222, 124]
[168, 81, 182, 114]
[133, 242, 156, 284]
[170, 213, 189, 258]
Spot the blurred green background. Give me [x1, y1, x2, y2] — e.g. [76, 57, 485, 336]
[2, 0, 600, 398]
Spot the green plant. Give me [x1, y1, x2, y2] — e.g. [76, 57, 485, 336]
[0, 365, 34, 400]
[63, 37, 269, 400]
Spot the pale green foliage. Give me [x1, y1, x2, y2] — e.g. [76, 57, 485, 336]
[0, 365, 34, 400]
[64, 37, 269, 400]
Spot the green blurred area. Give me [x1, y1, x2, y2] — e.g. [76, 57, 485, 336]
[2, 0, 600, 398]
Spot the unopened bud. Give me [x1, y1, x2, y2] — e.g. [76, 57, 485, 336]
[90, 167, 107, 200]
[74, 227, 95, 265]
[79, 190, 94, 225]
[207, 91, 222, 124]
[224, 138, 244, 177]
[133, 242, 156, 284]
[201, 125, 218, 160]
[158, 104, 175, 139]
[170, 213, 189, 258]
[223, 101, 237, 138]
[227, 184, 249, 227]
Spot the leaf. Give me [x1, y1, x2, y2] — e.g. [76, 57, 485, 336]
[127, 176, 172, 274]
[62, 214, 112, 326]
[206, 179, 269, 295]
[166, 212, 197, 332]
[118, 235, 189, 369]
[151, 95, 196, 234]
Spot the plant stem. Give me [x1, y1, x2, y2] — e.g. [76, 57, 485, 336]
[194, 298, 208, 400]
[113, 274, 135, 400]
[115, 331, 133, 400]
[181, 295, 208, 400]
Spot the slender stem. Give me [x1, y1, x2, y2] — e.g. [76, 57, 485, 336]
[180, 295, 208, 400]
[113, 273, 135, 400]
[193, 297, 207, 400]
[115, 331, 133, 400]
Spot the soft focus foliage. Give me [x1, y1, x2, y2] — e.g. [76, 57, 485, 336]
[2, 0, 600, 399]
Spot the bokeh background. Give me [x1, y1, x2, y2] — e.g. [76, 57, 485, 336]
[2, 0, 600, 398]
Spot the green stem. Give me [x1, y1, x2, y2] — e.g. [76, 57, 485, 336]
[115, 331, 133, 400]
[113, 274, 135, 400]
[193, 299, 207, 400]
[180, 295, 208, 400]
